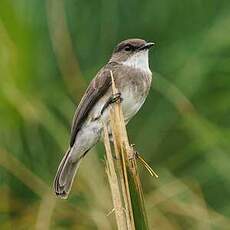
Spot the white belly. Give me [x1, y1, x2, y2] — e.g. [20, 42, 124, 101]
[121, 86, 147, 122]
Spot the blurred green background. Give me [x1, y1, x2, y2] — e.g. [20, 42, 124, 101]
[0, 0, 230, 229]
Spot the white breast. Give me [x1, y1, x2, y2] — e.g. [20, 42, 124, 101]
[121, 88, 146, 122]
[122, 50, 151, 74]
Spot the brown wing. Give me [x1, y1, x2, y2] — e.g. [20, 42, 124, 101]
[69, 64, 116, 147]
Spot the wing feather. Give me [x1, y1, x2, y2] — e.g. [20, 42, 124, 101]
[69, 66, 114, 147]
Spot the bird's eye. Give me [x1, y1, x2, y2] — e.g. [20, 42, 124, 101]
[124, 45, 132, 51]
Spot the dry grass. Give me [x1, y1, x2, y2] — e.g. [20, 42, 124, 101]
[103, 71, 149, 229]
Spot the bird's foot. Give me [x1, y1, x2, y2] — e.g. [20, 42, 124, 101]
[110, 92, 122, 104]
[100, 92, 122, 115]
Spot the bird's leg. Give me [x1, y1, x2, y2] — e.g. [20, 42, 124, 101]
[100, 92, 122, 116]
[92, 93, 122, 121]
[101, 93, 122, 159]
[110, 92, 122, 103]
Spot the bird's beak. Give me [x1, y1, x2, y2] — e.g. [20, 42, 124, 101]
[138, 42, 155, 51]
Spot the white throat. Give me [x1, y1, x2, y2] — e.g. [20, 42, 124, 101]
[122, 50, 151, 73]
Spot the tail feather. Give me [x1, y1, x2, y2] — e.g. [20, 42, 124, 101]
[54, 148, 82, 199]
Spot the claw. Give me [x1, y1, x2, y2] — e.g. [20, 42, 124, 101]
[100, 92, 122, 115]
[110, 92, 121, 103]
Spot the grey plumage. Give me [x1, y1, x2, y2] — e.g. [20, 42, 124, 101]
[54, 38, 153, 198]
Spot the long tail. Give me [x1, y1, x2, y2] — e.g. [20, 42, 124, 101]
[54, 148, 82, 199]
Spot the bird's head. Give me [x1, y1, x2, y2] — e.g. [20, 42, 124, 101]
[110, 38, 154, 72]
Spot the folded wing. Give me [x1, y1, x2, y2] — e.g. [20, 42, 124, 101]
[69, 65, 116, 147]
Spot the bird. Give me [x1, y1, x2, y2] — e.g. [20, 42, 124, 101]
[54, 38, 154, 198]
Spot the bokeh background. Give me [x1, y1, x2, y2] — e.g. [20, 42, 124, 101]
[0, 0, 230, 229]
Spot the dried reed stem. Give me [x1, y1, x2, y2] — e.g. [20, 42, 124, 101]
[103, 124, 127, 229]
[103, 71, 150, 229]
[109, 71, 135, 230]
